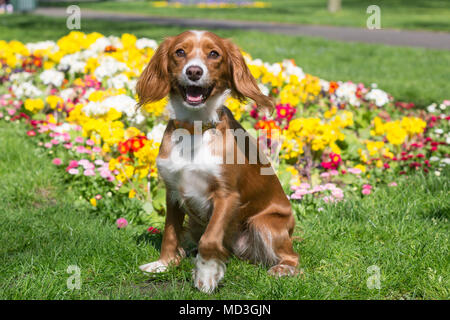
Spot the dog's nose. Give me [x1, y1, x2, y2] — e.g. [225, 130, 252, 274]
[186, 65, 203, 81]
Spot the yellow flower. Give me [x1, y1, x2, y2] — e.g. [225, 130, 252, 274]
[141, 97, 168, 117]
[90, 198, 97, 207]
[24, 98, 45, 113]
[46, 95, 64, 110]
[129, 189, 137, 199]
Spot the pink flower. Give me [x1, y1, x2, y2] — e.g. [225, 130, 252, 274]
[299, 183, 310, 189]
[95, 194, 102, 200]
[68, 160, 78, 168]
[44, 142, 52, 149]
[94, 159, 105, 166]
[68, 168, 79, 175]
[83, 169, 96, 176]
[348, 168, 362, 175]
[362, 184, 372, 190]
[329, 170, 339, 176]
[290, 193, 303, 200]
[75, 136, 84, 143]
[332, 189, 344, 199]
[388, 182, 398, 187]
[116, 218, 128, 229]
[52, 158, 62, 165]
[0, 112, 4, 119]
[362, 188, 371, 195]
[93, 146, 102, 153]
[76, 146, 86, 154]
[64, 143, 73, 149]
[86, 139, 95, 146]
[320, 172, 330, 178]
[51, 139, 60, 145]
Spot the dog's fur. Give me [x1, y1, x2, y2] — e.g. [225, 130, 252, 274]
[137, 30, 299, 293]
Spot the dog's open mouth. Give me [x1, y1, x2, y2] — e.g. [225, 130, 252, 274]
[178, 84, 214, 106]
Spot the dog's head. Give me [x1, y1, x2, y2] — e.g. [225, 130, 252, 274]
[136, 30, 274, 112]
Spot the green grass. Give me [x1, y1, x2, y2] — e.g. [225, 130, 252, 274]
[0, 120, 448, 299]
[1, 14, 450, 106]
[40, 0, 450, 32]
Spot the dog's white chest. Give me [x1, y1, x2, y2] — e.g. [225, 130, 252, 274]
[157, 131, 221, 220]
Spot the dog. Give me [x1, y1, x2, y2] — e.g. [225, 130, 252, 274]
[136, 30, 299, 293]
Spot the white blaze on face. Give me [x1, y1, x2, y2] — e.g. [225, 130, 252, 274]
[179, 31, 209, 88]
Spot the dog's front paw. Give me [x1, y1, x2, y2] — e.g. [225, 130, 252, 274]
[139, 260, 168, 273]
[268, 264, 299, 277]
[192, 254, 226, 294]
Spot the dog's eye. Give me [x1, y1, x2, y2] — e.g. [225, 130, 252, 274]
[208, 50, 220, 59]
[175, 49, 186, 57]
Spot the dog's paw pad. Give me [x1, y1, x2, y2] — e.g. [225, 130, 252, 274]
[268, 264, 299, 277]
[139, 260, 168, 273]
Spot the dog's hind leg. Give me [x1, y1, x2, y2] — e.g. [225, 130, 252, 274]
[235, 212, 299, 276]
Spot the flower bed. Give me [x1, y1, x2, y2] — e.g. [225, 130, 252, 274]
[0, 31, 448, 232]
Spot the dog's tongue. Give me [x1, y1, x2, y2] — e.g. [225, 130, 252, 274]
[186, 86, 203, 103]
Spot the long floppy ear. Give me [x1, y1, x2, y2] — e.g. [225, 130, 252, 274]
[136, 37, 173, 107]
[225, 39, 274, 111]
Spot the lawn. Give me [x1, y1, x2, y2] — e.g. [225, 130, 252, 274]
[0, 13, 449, 300]
[40, 0, 450, 32]
[1, 121, 448, 299]
[1, 14, 450, 106]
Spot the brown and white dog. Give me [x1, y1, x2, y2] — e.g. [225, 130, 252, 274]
[136, 30, 299, 293]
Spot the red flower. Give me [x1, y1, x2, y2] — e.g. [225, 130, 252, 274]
[147, 226, 160, 234]
[27, 130, 36, 137]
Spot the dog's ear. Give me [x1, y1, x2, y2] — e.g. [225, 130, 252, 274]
[136, 37, 173, 107]
[224, 39, 274, 112]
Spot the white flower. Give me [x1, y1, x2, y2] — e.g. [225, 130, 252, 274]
[9, 72, 32, 82]
[26, 41, 56, 54]
[60, 88, 76, 101]
[282, 59, 305, 81]
[319, 79, 330, 92]
[40, 69, 65, 87]
[442, 158, 450, 165]
[434, 171, 441, 176]
[58, 53, 86, 74]
[106, 73, 130, 89]
[147, 123, 166, 144]
[11, 81, 42, 98]
[136, 38, 158, 50]
[258, 83, 269, 96]
[94, 56, 128, 80]
[365, 88, 390, 107]
[335, 82, 360, 107]
[430, 156, 440, 162]
[439, 103, 446, 110]
[427, 103, 437, 113]
[83, 94, 139, 119]
[89, 37, 111, 53]
[434, 128, 443, 135]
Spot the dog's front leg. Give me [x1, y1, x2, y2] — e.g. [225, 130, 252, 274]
[140, 195, 185, 273]
[193, 192, 238, 293]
